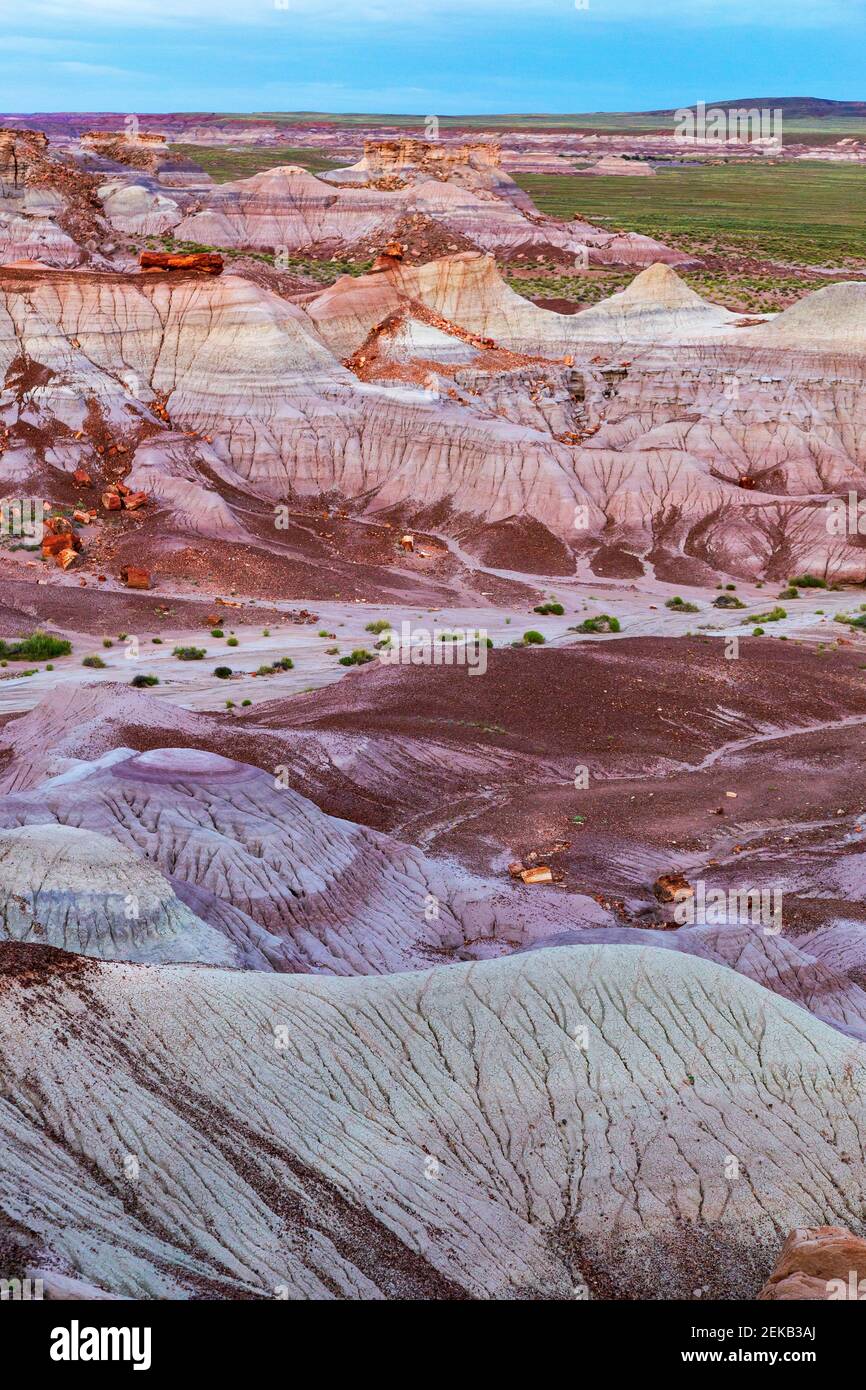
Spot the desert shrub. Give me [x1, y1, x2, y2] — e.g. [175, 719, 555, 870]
[339, 648, 375, 666]
[226, 637, 239, 647]
[523, 630, 545, 645]
[0, 630, 71, 661]
[534, 601, 564, 616]
[365, 619, 392, 634]
[174, 646, 206, 660]
[665, 597, 699, 612]
[210, 628, 224, 638]
[82, 655, 106, 668]
[213, 666, 233, 679]
[789, 573, 827, 589]
[130, 674, 159, 687]
[746, 606, 786, 624]
[572, 615, 621, 634]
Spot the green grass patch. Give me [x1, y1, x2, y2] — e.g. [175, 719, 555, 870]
[571, 614, 621, 634]
[171, 143, 342, 182]
[516, 163, 866, 268]
[339, 648, 375, 666]
[0, 631, 71, 661]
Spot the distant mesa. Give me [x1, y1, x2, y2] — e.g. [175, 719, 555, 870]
[80, 129, 170, 173]
[361, 137, 502, 176]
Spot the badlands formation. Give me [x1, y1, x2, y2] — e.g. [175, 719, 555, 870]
[2, 121, 866, 1305]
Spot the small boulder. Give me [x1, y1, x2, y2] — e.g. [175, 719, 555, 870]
[758, 1227, 866, 1300]
[653, 872, 693, 904]
[120, 565, 150, 590]
[520, 866, 553, 885]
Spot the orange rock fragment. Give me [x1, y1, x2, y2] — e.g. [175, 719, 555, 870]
[139, 250, 223, 275]
[42, 532, 71, 557]
[520, 866, 553, 885]
[119, 565, 150, 590]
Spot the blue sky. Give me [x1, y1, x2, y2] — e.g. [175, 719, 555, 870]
[0, 0, 862, 115]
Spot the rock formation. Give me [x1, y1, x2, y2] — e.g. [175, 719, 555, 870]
[80, 130, 169, 174]
[758, 1226, 866, 1299]
[174, 162, 689, 267]
[2, 254, 866, 579]
[2, 939, 865, 1298]
[0, 128, 48, 190]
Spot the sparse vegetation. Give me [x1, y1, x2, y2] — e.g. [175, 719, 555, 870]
[82, 655, 107, 668]
[533, 601, 565, 616]
[790, 573, 829, 589]
[665, 596, 700, 612]
[572, 615, 621, 634]
[339, 648, 375, 666]
[746, 606, 786, 624]
[174, 646, 207, 660]
[0, 631, 71, 661]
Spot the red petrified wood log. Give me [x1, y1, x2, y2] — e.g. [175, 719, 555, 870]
[139, 252, 223, 275]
